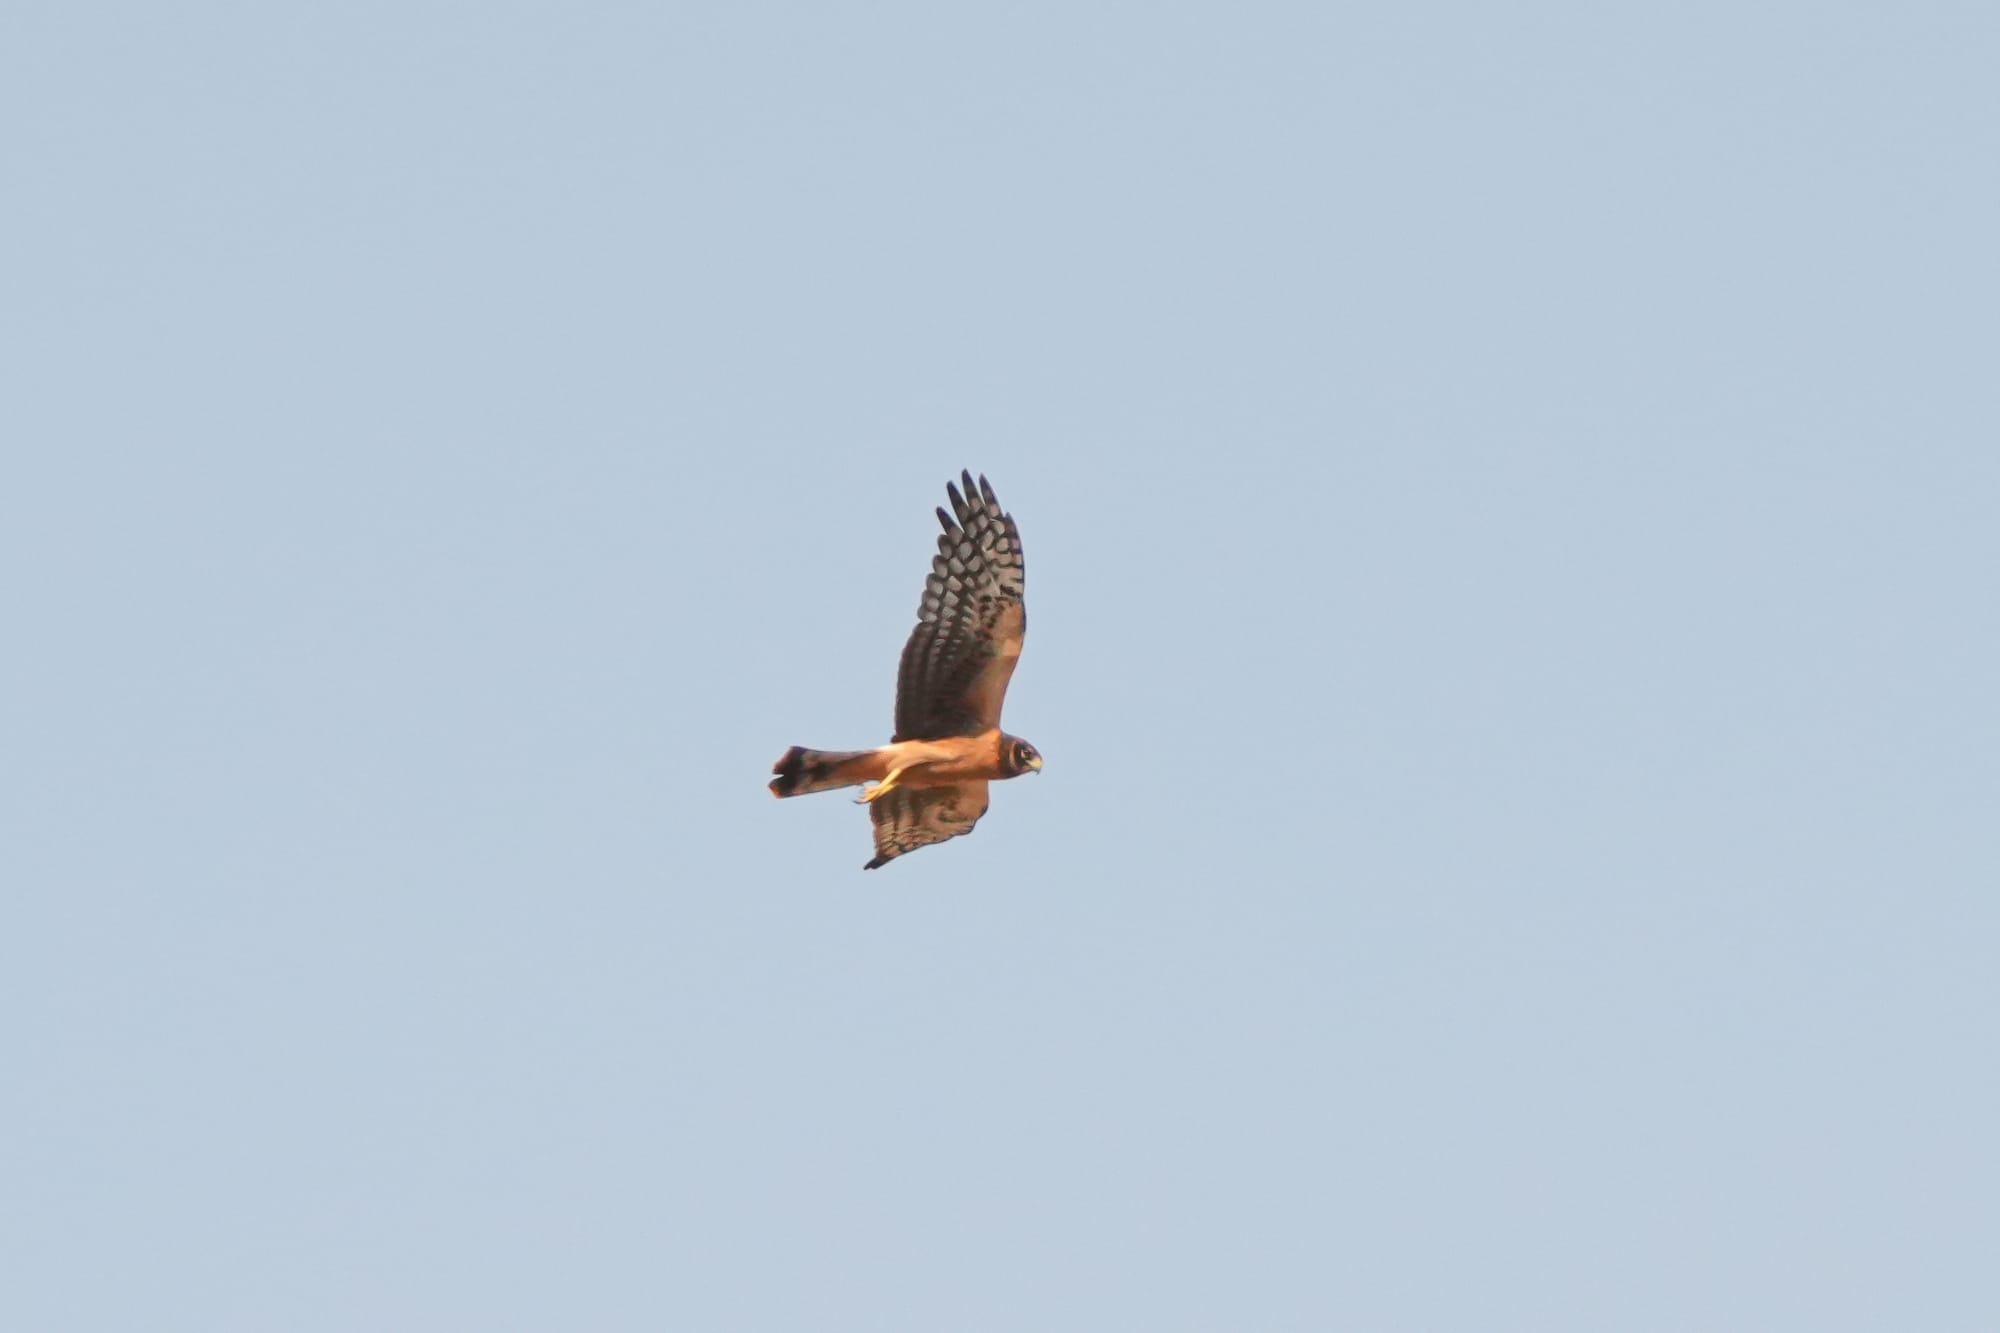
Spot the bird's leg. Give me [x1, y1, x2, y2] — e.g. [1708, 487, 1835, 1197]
[855, 767, 908, 804]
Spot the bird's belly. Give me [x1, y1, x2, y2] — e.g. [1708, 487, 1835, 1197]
[884, 732, 1001, 784]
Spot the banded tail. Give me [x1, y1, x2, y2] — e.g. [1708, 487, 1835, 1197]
[769, 746, 880, 798]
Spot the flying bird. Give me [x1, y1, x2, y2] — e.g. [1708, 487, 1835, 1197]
[769, 471, 1041, 868]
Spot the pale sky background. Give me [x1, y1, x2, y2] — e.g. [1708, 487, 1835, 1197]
[4, 1, 1996, 1329]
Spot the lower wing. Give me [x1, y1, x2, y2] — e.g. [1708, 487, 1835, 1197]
[865, 781, 991, 869]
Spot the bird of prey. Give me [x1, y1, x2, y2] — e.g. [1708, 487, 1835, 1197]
[769, 471, 1041, 868]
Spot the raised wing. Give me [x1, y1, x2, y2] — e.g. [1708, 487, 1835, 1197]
[893, 472, 1026, 740]
[864, 782, 991, 869]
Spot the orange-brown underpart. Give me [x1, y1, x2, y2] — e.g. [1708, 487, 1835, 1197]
[768, 731, 1007, 799]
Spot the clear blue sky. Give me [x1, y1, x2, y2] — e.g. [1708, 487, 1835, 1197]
[5, 2, 1996, 1329]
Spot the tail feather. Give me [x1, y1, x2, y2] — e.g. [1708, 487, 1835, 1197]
[769, 746, 878, 798]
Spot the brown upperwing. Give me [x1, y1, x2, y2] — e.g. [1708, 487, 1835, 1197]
[864, 782, 991, 869]
[892, 472, 1026, 740]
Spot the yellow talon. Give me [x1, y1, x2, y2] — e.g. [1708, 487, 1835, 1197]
[856, 768, 907, 804]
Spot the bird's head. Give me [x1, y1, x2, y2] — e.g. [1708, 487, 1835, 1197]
[1003, 736, 1043, 777]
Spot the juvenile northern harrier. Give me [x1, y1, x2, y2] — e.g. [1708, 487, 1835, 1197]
[769, 471, 1040, 868]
